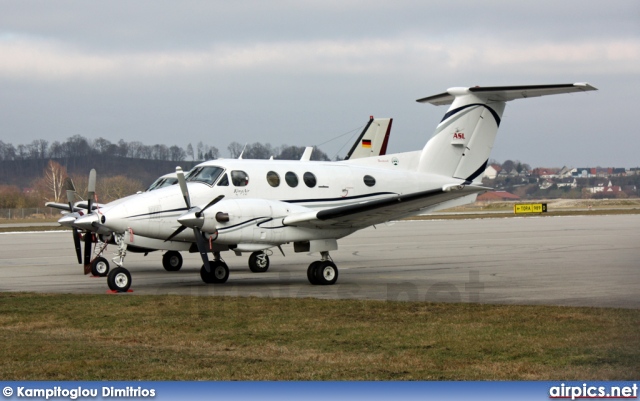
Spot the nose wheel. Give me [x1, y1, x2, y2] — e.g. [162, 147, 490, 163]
[107, 267, 132, 292]
[90, 256, 110, 277]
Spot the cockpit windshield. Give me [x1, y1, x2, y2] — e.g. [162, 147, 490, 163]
[146, 177, 179, 191]
[185, 166, 225, 186]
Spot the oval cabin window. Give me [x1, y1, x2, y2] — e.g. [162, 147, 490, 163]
[285, 172, 298, 187]
[266, 171, 280, 187]
[363, 175, 376, 187]
[303, 172, 317, 188]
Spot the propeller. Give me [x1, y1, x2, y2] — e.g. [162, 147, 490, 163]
[170, 166, 225, 272]
[65, 177, 82, 264]
[83, 169, 97, 270]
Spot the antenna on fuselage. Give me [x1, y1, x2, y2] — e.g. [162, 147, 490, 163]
[238, 143, 247, 159]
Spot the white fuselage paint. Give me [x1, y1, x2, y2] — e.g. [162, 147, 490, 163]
[98, 155, 456, 250]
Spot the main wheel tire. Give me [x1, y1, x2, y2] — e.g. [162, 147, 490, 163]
[248, 251, 269, 273]
[107, 267, 132, 292]
[90, 257, 110, 277]
[162, 251, 183, 271]
[200, 261, 230, 284]
[315, 261, 338, 285]
[307, 261, 321, 285]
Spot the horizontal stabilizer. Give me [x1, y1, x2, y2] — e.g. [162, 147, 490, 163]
[417, 83, 597, 106]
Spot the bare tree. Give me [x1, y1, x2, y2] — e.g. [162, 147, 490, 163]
[186, 143, 194, 161]
[169, 145, 186, 162]
[98, 176, 144, 202]
[227, 142, 244, 159]
[34, 160, 68, 203]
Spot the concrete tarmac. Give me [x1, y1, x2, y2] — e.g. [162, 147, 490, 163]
[0, 214, 638, 309]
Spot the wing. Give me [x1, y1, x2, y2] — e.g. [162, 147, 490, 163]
[283, 184, 488, 229]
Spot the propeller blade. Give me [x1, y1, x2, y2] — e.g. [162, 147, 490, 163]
[165, 225, 188, 242]
[65, 176, 76, 192]
[72, 228, 82, 264]
[176, 166, 191, 210]
[196, 195, 225, 217]
[87, 169, 96, 212]
[193, 228, 211, 272]
[65, 177, 76, 210]
[83, 231, 92, 273]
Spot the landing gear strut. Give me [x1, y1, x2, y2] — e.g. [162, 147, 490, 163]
[88, 235, 110, 277]
[307, 251, 338, 285]
[107, 232, 132, 292]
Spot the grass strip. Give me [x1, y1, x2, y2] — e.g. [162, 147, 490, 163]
[0, 293, 637, 381]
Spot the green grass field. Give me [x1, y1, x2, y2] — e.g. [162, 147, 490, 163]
[0, 293, 637, 381]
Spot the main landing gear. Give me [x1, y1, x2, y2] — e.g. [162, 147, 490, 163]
[248, 251, 270, 273]
[307, 251, 338, 285]
[162, 250, 183, 271]
[200, 252, 230, 284]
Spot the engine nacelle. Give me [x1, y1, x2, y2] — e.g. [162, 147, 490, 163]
[200, 198, 297, 245]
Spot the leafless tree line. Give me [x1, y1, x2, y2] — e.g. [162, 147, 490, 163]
[0, 136, 331, 162]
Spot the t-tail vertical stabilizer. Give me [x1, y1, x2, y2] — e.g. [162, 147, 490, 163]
[344, 117, 393, 160]
[416, 83, 597, 184]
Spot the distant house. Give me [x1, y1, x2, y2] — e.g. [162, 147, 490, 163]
[558, 166, 574, 178]
[484, 164, 502, 179]
[557, 178, 578, 189]
[589, 180, 622, 194]
[477, 191, 521, 201]
[572, 168, 593, 178]
[539, 180, 554, 190]
[532, 168, 560, 179]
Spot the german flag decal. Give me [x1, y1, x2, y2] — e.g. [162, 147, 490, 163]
[361, 139, 372, 148]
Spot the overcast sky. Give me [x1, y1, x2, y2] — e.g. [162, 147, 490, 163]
[1, 1, 638, 167]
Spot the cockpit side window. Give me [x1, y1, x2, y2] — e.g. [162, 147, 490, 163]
[146, 177, 178, 191]
[231, 170, 249, 187]
[217, 173, 229, 186]
[146, 178, 165, 191]
[185, 166, 224, 186]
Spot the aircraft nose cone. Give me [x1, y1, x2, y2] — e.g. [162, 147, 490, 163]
[177, 210, 203, 229]
[73, 213, 99, 231]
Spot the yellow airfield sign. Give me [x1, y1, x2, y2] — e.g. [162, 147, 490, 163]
[514, 203, 548, 214]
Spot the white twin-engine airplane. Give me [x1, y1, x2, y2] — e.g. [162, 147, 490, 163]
[73, 83, 596, 292]
[47, 116, 392, 278]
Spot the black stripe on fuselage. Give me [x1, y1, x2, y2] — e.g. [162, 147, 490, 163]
[125, 207, 189, 219]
